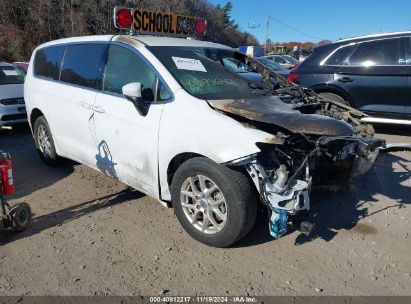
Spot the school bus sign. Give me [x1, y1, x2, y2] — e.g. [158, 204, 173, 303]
[114, 7, 207, 37]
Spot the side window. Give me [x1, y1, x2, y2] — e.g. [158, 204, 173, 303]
[103, 45, 157, 101]
[157, 81, 172, 101]
[348, 38, 401, 66]
[322, 45, 354, 65]
[60, 44, 107, 90]
[34, 46, 65, 80]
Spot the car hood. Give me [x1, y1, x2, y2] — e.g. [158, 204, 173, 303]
[0, 84, 24, 100]
[207, 95, 355, 136]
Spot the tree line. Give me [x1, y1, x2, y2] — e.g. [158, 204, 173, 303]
[0, 0, 259, 62]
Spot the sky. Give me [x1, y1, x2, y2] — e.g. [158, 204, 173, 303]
[209, 0, 411, 43]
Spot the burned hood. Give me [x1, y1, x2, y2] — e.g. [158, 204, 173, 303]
[207, 95, 355, 137]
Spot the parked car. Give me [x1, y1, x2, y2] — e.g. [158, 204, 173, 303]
[25, 33, 383, 247]
[282, 55, 301, 67]
[13, 62, 29, 74]
[195, 49, 278, 86]
[221, 57, 267, 84]
[0, 62, 26, 125]
[252, 57, 290, 78]
[265, 55, 300, 69]
[289, 31, 411, 125]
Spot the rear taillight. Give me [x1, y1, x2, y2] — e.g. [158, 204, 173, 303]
[288, 72, 299, 84]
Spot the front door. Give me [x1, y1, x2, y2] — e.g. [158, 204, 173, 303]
[91, 44, 166, 197]
[337, 37, 407, 118]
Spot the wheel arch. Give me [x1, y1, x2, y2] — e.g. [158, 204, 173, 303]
[166, 152, 206, 196]
[162, 151, 258, 205]
[29, 108, 44, 131]
[310, 84, 355, 107]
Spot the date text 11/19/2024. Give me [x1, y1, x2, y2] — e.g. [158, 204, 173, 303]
[149, 296, 258, 303]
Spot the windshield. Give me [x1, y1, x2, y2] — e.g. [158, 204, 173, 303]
[0, 66, 25, 85]
[148, 46, 265, 100]
[254, 58, 286, 72]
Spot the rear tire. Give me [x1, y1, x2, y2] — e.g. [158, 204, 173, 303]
[171, 157, 257, 247]
[33, 116, 62, 166]
[319, 92, 349, 106]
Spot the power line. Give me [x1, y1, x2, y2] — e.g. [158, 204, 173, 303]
[268, 16, 326, 41]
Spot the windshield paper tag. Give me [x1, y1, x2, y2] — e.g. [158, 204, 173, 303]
[3, 70, 19, 76]
[172, 57, 207, 72]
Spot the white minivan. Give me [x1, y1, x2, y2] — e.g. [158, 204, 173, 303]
[25, 34, 382, 247]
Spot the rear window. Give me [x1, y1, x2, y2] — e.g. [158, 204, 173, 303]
[322, 44, 354, 65]
[60, 44, 108, 90]
[34, 46, 65, 80]
[348, 38, 401, 66]
[0, 66, 25, 85]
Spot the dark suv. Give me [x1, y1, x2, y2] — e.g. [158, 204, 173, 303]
[289, 31, 411, 125]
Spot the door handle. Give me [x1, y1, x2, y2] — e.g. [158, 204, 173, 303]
[338, 77, 353, 83]
[92, 105, 105, 113]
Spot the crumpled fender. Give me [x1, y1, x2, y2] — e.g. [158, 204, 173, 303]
[208, 95, 356, 137]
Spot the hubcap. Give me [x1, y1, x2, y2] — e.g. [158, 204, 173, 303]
[37, 124, 52, 157]
[180, 175, 227, 234]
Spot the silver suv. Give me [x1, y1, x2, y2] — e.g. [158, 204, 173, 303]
[0, 62, 26, 125]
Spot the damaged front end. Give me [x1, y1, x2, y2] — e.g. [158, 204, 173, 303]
[211, 54, 385, 239]
[230, 134, 383, 239]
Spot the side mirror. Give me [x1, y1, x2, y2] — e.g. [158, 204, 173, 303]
[122, 82, 142, 100]
[122, 82, 148, 116]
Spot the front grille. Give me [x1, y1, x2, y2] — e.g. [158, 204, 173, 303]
[1, 114, 27, 121]
[0, 98, 25, 106]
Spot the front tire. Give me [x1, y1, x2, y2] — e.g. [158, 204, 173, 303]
[171, 157, 257, 247]
[33, 116, 62, 166]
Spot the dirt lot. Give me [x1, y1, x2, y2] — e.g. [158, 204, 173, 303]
[0, 125, 410, 296]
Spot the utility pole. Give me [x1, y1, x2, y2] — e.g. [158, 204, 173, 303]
[264, 16, 270, 55]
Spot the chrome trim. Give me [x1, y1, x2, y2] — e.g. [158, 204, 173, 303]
[361, 117, 411, 125]
[337, 31, 411, 43]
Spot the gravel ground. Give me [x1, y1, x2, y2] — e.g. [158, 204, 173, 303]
[0, 125, 410, 296]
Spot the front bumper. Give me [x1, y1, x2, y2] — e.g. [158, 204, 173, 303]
[0, 104, 27, 125]
[241, 136, 384, 239]
[351, 138, 384, 177]
[318, 136, 385, 179]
